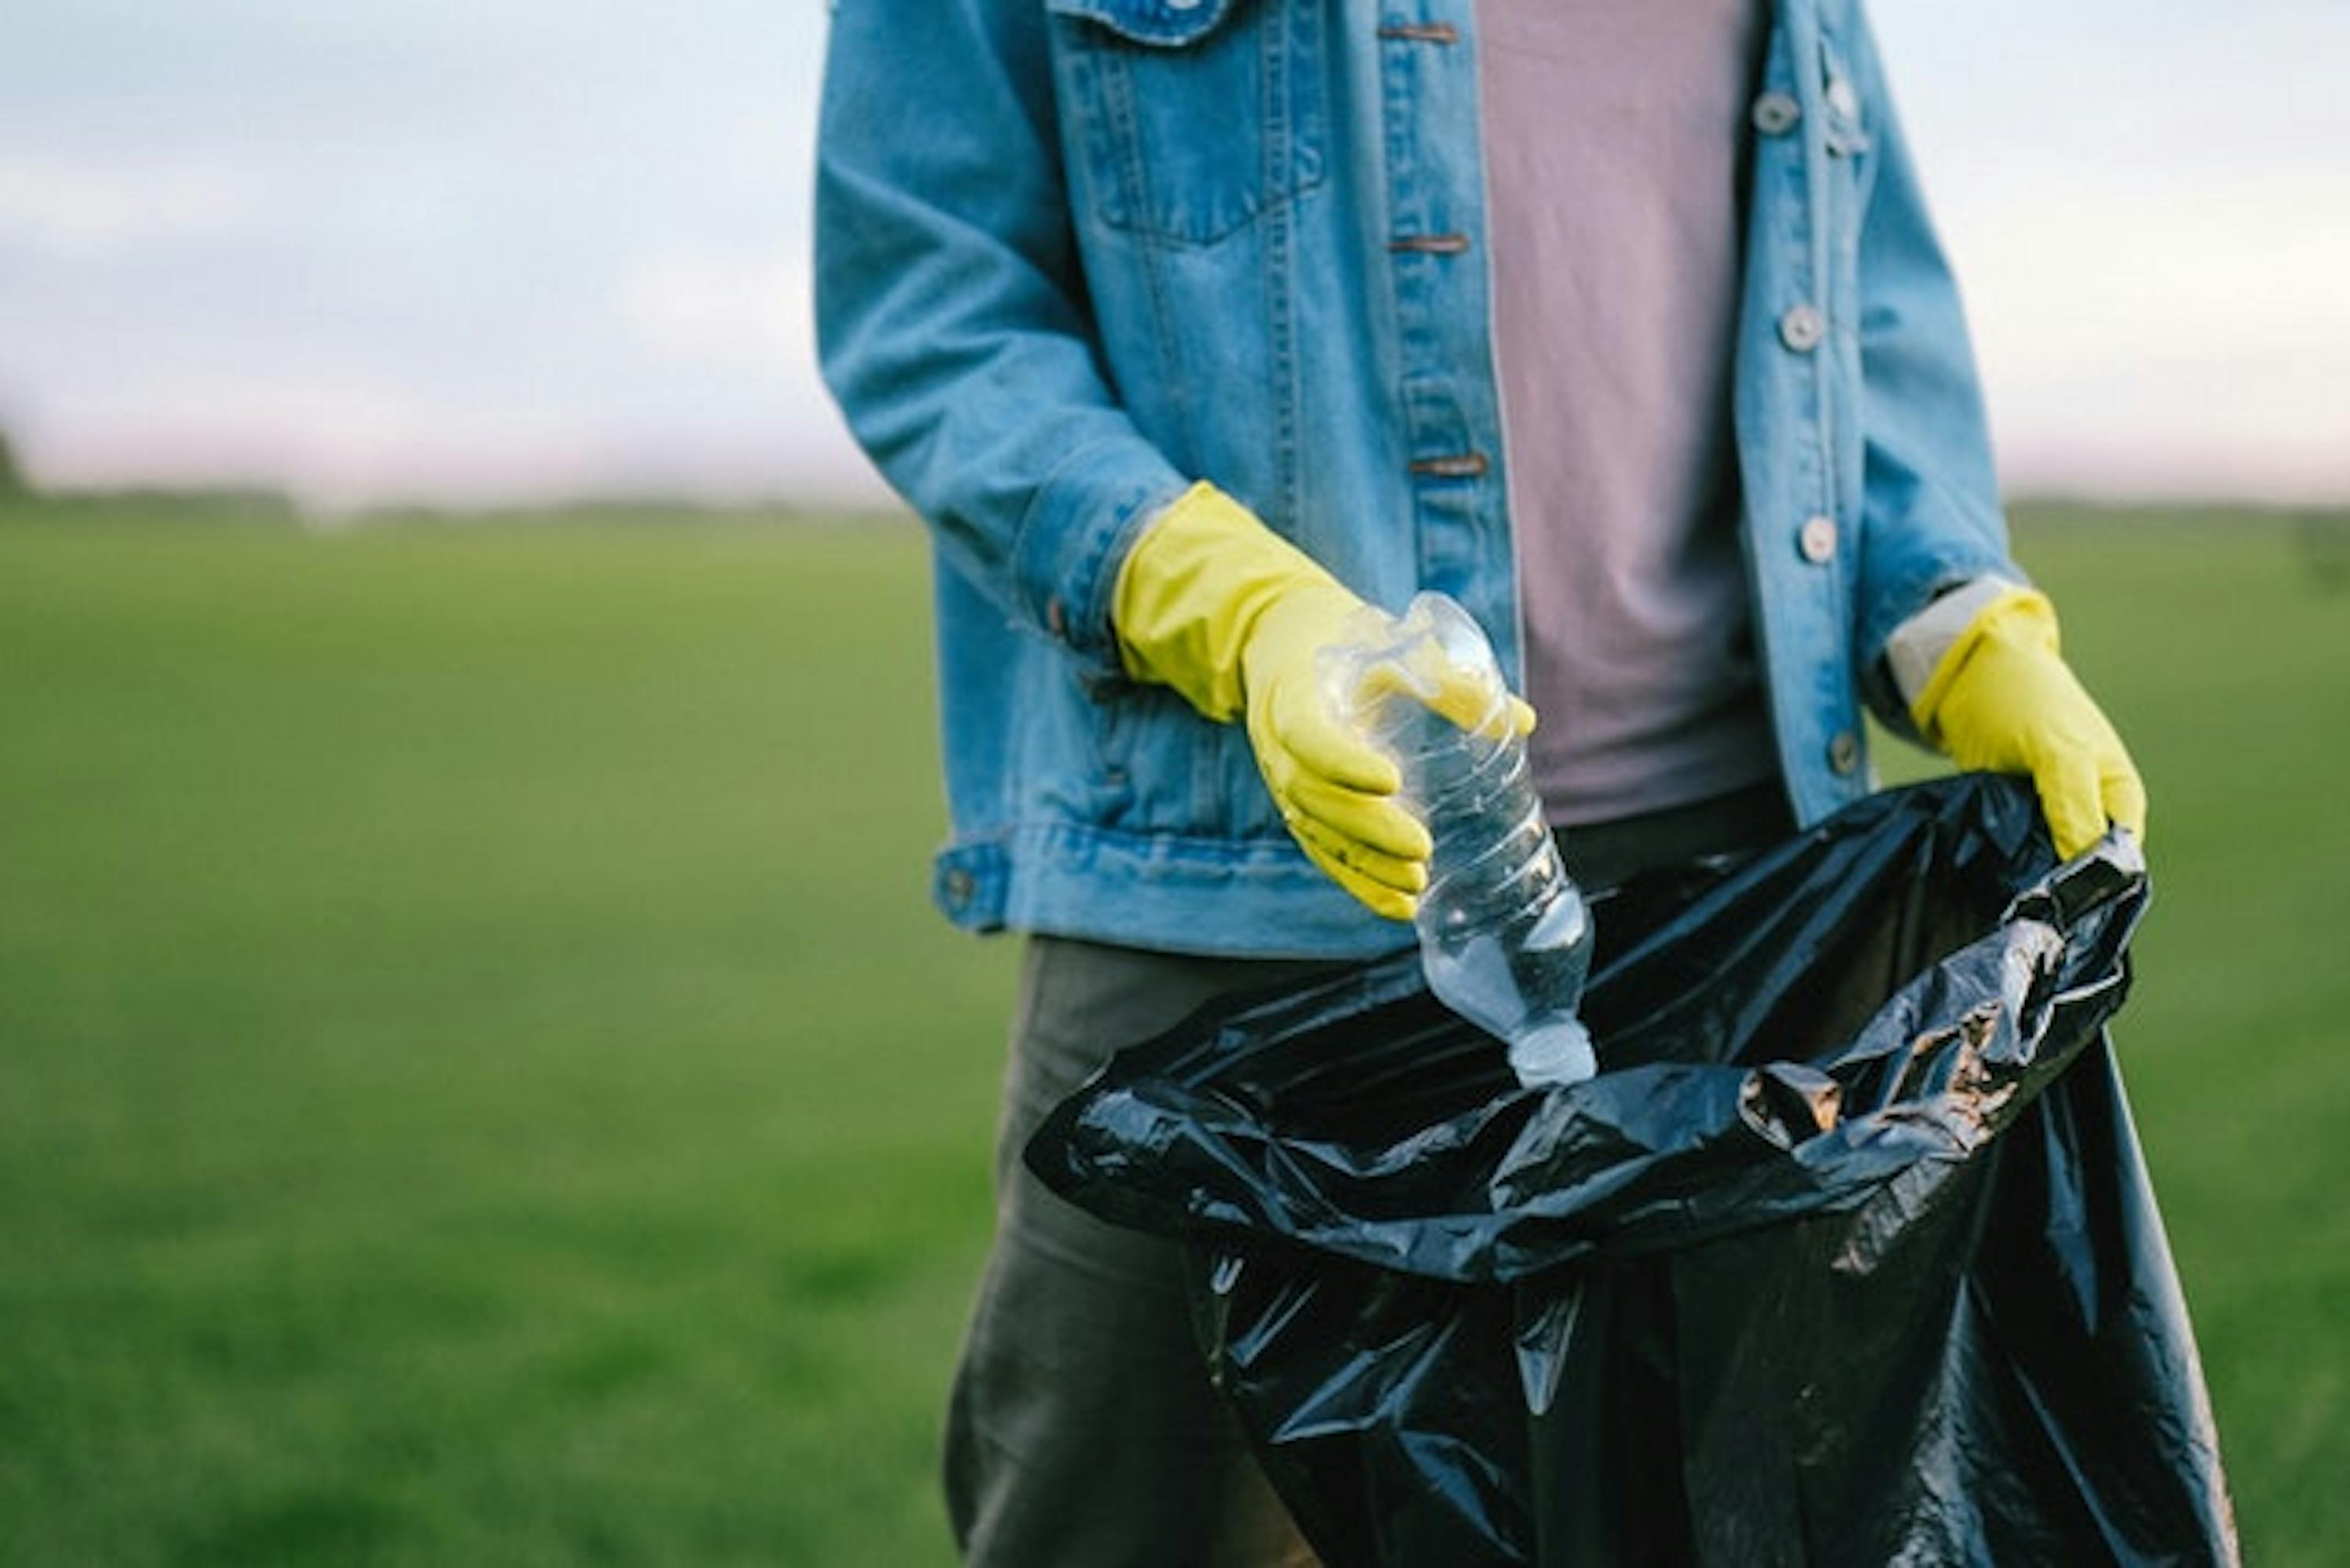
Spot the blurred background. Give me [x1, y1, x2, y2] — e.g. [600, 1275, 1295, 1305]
[2, 2, 2344, 1563]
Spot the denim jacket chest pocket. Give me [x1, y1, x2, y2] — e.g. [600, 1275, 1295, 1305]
[1044, 0, 1328, 247]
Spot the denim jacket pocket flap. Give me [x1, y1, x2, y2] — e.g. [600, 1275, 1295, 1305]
[1046, 0, 1242, 49]
[1815, 37, 1874, 156]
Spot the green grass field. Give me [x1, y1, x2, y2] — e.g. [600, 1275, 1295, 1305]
[2, 502, 2344, 1564]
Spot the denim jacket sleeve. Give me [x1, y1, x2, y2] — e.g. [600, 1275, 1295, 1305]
[814, 0, 1191, 675]
[1842, 6, 2026, 734]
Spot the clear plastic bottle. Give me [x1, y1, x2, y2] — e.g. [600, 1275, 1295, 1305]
[1323, 593, 1598, 1088]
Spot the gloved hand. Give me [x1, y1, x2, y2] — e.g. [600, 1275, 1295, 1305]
[1911, 586, 2147, 859]
[1112, 482, 1533, 920]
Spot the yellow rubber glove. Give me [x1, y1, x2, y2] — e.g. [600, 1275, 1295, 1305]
[1112, 482, 1533, 920]
[1911, 586, 2147, 859]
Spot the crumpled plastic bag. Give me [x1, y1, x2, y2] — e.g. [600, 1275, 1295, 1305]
[1027, 775, 2238, 1566]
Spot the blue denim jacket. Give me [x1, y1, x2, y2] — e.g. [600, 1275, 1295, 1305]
[815, 0, 2023, 958]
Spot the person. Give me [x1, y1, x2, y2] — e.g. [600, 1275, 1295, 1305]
[815, 1, 2146, 1563]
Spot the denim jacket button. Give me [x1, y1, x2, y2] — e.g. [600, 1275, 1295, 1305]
[1828, 731, 1862, 776]
[943, 868, 977, 908]
[1799, 515, 1838, 564]
[1752, 92, 1801, 135]
[1780, 304, 1826, 352]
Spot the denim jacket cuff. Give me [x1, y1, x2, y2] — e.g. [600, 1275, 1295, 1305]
[1010, 438, 1193, 677]
[1858, 548, 2023, 740]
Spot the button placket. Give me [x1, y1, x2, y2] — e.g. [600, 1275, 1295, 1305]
[1386, 8, 1491, 491]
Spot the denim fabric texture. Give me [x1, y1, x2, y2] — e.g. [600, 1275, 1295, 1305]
[815, 0, 2023, 959]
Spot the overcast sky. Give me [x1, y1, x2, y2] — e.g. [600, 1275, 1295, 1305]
[2, 0, 2345, 510]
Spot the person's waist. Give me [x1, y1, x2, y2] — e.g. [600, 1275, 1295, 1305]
[1556, 777, 1793, 894]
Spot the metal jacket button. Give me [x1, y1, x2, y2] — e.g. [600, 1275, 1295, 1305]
[1780, 304, 1826, 352]
[1752, 92, 1801, 135]
[1828, 731, 1862, 776]
[1799, 515, 1838, 564]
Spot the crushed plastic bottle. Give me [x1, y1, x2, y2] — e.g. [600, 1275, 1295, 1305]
[1323, 593, 1598, 1087]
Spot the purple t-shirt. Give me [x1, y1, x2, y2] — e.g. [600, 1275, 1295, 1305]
[1478, 0, 1780, 825]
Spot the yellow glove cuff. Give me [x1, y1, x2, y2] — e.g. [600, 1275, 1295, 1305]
[1110, 481, 1344, 723]
[1908, 585, 2060, 747]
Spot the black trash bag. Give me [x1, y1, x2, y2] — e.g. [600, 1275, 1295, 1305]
[1026, 775, 2237, 1567]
